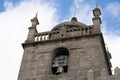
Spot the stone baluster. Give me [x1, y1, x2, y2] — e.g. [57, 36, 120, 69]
[36, 36, 39, 41]
[45, 34, 48, 40]
[87, 28, 90, 34]
[80, 29, 82, 35]
[35, 36, 38, 42]
[42, 35, 44, 40]
[84, 28, 86, 35]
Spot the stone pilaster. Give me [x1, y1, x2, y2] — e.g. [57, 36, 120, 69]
[88, 69, 94, 80]
[25, 14, 39, 43]
[92, 6, 102, 33]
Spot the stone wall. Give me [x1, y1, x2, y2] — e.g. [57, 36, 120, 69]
[18, 34, 111, 80]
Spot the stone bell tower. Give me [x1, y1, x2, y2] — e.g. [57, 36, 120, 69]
[18, 6, 120, 80]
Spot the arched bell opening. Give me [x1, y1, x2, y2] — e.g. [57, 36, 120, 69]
[51, 47, 69, 75]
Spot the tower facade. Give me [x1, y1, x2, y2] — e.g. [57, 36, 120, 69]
[18, 6, 120, 80]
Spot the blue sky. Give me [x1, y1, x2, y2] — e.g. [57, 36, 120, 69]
[0, 0, 120, 80]
[0, 0, 120, 32]
[0, 0, 20, 11]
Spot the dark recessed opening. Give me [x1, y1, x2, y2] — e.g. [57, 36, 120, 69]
[51, 47, 69, 75]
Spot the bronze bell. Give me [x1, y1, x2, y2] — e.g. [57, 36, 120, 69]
[56, 66, 63, 74]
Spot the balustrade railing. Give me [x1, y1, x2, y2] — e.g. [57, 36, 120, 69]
[35, 27, 93, 42]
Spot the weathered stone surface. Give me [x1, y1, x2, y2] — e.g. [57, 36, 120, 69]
[17, 6, 119, 80]
[88, 69, 94, 80]
[18, 33, 113, 80]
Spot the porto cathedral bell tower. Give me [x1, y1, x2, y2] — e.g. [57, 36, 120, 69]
[18, 5, 120, 80]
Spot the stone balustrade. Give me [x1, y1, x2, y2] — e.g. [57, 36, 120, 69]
[35, 27, 93, 42]
[35, 30, 60, 41]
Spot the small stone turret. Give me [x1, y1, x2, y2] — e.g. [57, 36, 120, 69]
[92, 4, 102, 33]
[26, 13, 39, 42]
[31, 13, 39, 27]
[92, 4, 101, 25]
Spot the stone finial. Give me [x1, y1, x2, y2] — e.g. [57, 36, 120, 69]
[88, 69, 94, 80]
[93, 6, 101, 17]
[96, 2, 98, 8]
[114, 67, 120, 76]
[31, 12, 39, 27]
[101, 68, 108, 77]
[71, 17, 78, 22]
[25, 13, 39, 42]
[92, 5, 102, 25]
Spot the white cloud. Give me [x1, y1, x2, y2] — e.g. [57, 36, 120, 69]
[72, 0, 94, 25]
[102, 2, 120, 70]
[61, 0, 94, 25]
[102, 27, 120, 70]
[0, 0, 58, 80]
[105, 2, 120, 19]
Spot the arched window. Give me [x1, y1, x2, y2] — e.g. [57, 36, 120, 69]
[51, 47, 69, 75]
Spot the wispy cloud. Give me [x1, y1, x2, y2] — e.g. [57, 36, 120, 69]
[72, 0, 94, 25]
[100, 1, 120, 70]
[102, 2, 120, 36]
[104, 2, 120, 19]
[102, 27, 120, 69]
